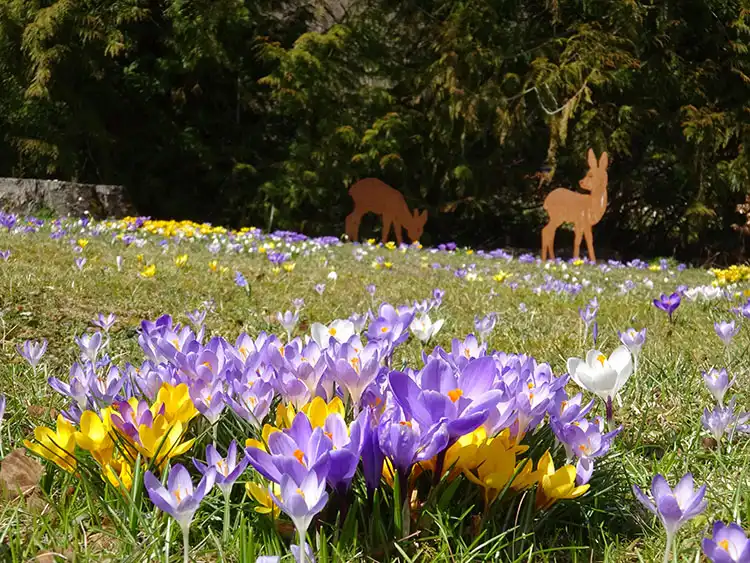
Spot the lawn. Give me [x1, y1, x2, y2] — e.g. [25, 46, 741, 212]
[0, 216, 748, 562]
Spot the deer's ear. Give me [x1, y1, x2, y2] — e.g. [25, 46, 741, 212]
[413, 209, 419, 218]
[598, 151, 609, 170]
[421, 209, 429, 222]
[587, 148, 597, 170]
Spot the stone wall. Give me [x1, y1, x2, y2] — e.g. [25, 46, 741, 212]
[0, 178, 135, 218]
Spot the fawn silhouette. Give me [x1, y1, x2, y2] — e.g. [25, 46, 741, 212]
[345, 178, 428, 245]
[541, 149, 609, 262]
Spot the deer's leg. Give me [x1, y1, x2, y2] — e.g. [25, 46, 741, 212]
[393, 219, 403, 246]
[541, 222, 559, 260]
[345, 209, 363, 242]
[381, 214, 393, 244]
[573, 225, 583, 260]
[584, 225, 596, 262]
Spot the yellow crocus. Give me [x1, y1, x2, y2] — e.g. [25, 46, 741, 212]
[245, 424, 279, 451]
[174, 254, 188, 268]
[140, 264, 156, 278]
[301, 397, 345, 428]
[283, 262, 295, 272]
[533, 451, 590, 510]
[103, 457, 134, 491]
[493, 271, 511, 283]
[385, 241, 396, 250]
[24, 415, 77, 473]
[246, 481, 281, 517]
[77, 239, 89, 249]
[153, 383, 197, 424]
[463, 433, 519, 506]
[209, 260, 219, 272]
[423, 427, 487, 480]
[274, 402, 295, 429]
[74, 410, 114, 466]
[136, 416, 194, 469]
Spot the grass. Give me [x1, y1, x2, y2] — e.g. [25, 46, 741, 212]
[0, 221, 748, 562]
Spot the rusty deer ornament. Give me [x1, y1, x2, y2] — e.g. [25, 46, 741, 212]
[345, 178, 428, 245]
[541, 149, 609, 262]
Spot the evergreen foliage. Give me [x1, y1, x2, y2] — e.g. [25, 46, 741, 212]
[1, 0, 749, 259]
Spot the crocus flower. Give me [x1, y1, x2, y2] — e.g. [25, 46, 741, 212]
[310, 320, 354, 349]
[389, 356, 504, 444]
[410, 314, 445, 344]
[567, 347, 633, 418]
[276, 310, 300, 340]
[715, 321, 740, 347]
[473, 313, 497, 343]
[193, 441, 248, 496]
[17, 339, 48, 369]
[75, 332, 104, 364]
[186, 308, 207, 327]
[24, 414, 77, 472]
[653, 292, 681, 321]
[618, 328, 646, 361]
[365, 284, 376, 297]
[633, 473, 707, 563]
[702, 522, 750, 563]
[314, 283, 325, 295]
[327, 341, 382, 411]
[234, 271, 248, 289]
[703, 368, 733, 405]
[292, 298, 305, 311]
[75, 256, 86, 271]
[270, 469, 328, 563]
[91, 313, 117, 333]
[144, 464, 216, 562]
[702, 399, 741, 445]
[116, 256, 123, 271]
[534, 451, 590, 510]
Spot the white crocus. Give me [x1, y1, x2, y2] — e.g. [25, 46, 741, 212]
[567, 346, 633, 406]
[410, 314, 445, 343]
[310, 320, 354, 349]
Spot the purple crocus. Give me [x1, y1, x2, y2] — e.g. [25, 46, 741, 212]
[702, 399, 742, 445]
[74, 257, 86, 271]
[715, 321, 740, 347]
[653, 292, 681, 322]
[365, 284, 376, 297]
[633, 473, 707, 563]
[270, 468, 328, 563]
[292, 298, 305, 311]
[0, 250, 11, 261]
[276, 310, 299, 340]
[193, 441, 248, 496]
[17, 339, 48, 369]
[234, 271, 249, 290]
[186, 308, 207, 327]
[377, 404, 449, 481]
[245, 412, 332, 484]
[74, 332, 103, 363]
[702, 522, 750, 563]
[388, 356, 503, 447]
[327, 341, 382, 411]
[618, 328, 647, 359]
[314, 283, 326, 295]
[91, 313, 117, 333]
[473, 313, 497, 343]
[703, 368, 733, 405]
[144, 464, 216, 562]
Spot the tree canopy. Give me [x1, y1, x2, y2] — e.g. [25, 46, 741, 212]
[1, 0, 749, 260]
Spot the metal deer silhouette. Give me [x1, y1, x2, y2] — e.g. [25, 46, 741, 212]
[345, 178, 428, 245]
[541, 149, 609, 262]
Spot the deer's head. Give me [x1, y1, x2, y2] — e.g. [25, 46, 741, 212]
[579, 149, 609, 193]
[407, 209, 428, 242]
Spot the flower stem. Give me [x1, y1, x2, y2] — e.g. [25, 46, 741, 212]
[662, 532, 673, 563]
[223, 488, 231, 544]
[605, 396, 614, 430]
[182, 524, 190, 563]
[298, 529, 306, 563]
